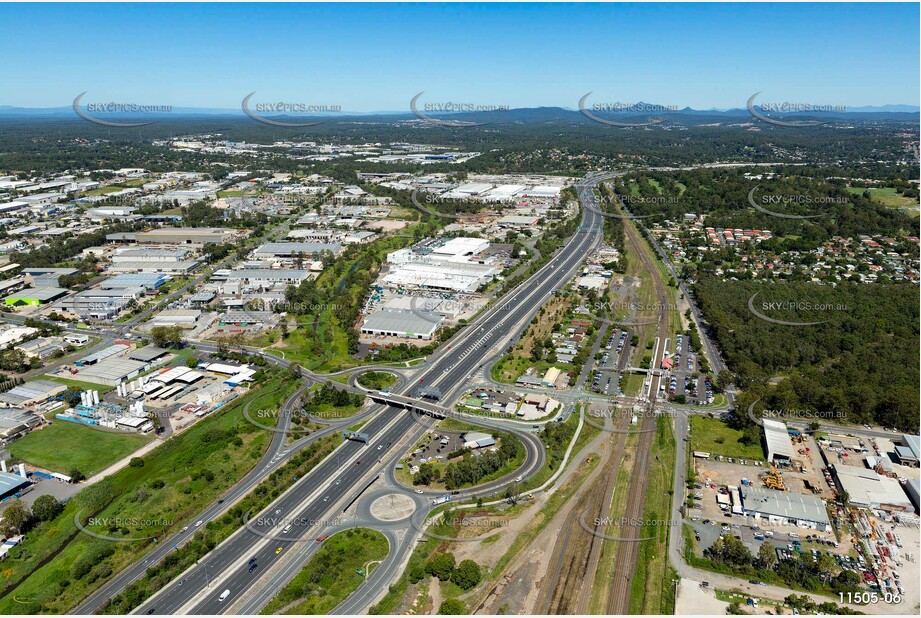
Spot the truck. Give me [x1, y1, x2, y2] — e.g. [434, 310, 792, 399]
[432, 494, 451, 506]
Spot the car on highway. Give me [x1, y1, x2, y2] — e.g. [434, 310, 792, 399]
[194, 520, 203, 528]
[377, 444, 383, 450]
[316, 534, 329, 543]
[415, 489, 424, 494]
[219, 589, 230, 602]
[275, 546, 284, 554]
[515, 476, 523, 482]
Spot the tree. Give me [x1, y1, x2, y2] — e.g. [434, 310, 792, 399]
[150, 325, 183, 348]
[756, 541, 776, 570]
[32, 495, 64, 522]
[0, 499, 30, 535]
[426, 552, 456, 580]
[451, 559, 482, 590]
[437, 599, 466, 615]
[69, 467, 86, 482]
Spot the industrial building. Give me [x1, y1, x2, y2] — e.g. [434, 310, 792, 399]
[3, 287, 68, 306]
[360, 308, 442, 340]
[110, 227, 239, 246]
[214, 269, 313, 284]
[149, 309, 201, 328]
[127, 346, 170, 363]
[831, 465, 914, 512]
[252, 242, 342, 260]
[0, 468, 31, 501]
[739, 485, 832, 531]
[761, 418, 795, 463]
[0, 408, 43, 441]
[894, 434, 920, 468]
[0, 380, 67, 408]
[78, 357, 148, 386]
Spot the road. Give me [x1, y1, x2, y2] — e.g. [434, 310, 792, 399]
[125, 172, 607, 614]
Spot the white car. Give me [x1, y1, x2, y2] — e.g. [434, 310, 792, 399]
[415, 489, 424, 494]
[195, 520, 203, 528]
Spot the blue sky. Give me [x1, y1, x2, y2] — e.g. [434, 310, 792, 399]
[2, 2, 918, 110]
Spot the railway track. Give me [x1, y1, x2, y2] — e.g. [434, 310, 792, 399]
[605, 182, 673, 614]
[534, 404, 632, 614]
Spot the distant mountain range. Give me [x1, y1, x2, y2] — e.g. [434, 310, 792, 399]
[0, 103, 917, 122]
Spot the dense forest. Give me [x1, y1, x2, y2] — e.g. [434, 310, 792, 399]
[692, 278, 919, 431]
[0, 113, 916, 181]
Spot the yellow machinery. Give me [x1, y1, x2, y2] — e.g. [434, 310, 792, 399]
[765, 465, 785, 491]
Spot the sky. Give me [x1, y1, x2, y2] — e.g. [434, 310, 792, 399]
[1, 2, 918, 111]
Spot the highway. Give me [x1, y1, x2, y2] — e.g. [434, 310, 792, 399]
[128, 172, 610, 615]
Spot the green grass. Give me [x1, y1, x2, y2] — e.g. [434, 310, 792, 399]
[846, 186, 918, 209]
[0, 376, 295, 615]
[43, 375, 115, 395]
[260, 528, 389, 614]
[9, 422, 151, 476]
[622, 373, 644, 397]
[356, 371, 397, 391]
[689, 415, 764, 460]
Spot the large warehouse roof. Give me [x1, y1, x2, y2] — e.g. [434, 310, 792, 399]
[762, 418, 795, 461]
[740, 485, 830, 526]
[833, 465, 914, 511]
[361, 308, 442, 338]
[0, 380, 66, 407]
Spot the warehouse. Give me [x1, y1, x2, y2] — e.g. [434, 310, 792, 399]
[739, 485, 832, 531]
[102, 273, 169, 291]
[542, 367, 561, 387]
[77, 344, 130, 366]
[78, 357, 147, 386]
[360, 308, 442, 340]
[149, 309, 201, 328]
[382, 262, 497, 293]
[761, 418, 795, 463]
[127, 346, 170, 363]
[894, 434, 920, 468]
[831, 465, 914, 512]
[218, 269, 313, 284]
[134, 227, 238, 245]
[0, 470, 31, 501]
[0, 408, 43, 441]
[498, 214, 542, 228]
[3, 287, 68, 306]
[252, 242, 342, 260]
[0, 380, 67, 408]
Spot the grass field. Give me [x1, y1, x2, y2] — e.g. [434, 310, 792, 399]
[260, 528, 388, 614]
[44, 375, 115, 395]
[9, 422, 151, 476]
[846, 186, 919, 209]
[0, 377, 295, 615]
[690, 415, 764, 460]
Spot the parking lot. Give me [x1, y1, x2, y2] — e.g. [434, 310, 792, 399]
[665, 334, 712, 405]
[590, 327, 630, 395]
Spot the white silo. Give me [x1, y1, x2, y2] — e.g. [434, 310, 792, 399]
[92, 390, 100, 405]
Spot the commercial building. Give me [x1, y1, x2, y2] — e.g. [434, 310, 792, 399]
[831, 465, 914, 512]
[462, 431, 497, 449]
[103, 273, 170, 291]
[542, 367, 562, 387]
[739, 485, 832, 531]
[761, 418, 795, 463]
[149, 309, 201, 328]
[218, 269, 313, 285]
[360, 308, 442, 340]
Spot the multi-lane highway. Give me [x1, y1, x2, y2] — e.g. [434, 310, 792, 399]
[126, 173, 610, 615]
